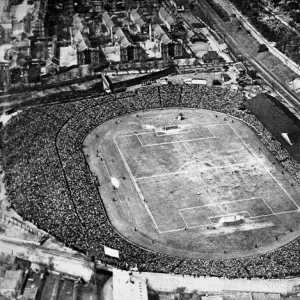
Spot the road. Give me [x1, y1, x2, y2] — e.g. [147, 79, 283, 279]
[193, 0, 300, 117]
[0, 235, 94, 280]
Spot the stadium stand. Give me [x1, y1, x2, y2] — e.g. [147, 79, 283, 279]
[2, 85, 300, 279]
[246, 93, 300, 163]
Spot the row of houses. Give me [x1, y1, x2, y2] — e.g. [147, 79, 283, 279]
[102, 7, 184, 62]
[0, 0, 187, 91]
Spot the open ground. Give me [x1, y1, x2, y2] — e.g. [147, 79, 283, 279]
[83, 108, 300, 260]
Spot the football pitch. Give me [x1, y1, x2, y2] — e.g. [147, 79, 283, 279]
[84, 109, 300, 259]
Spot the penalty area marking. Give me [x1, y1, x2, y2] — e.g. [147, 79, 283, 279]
[114, 124, 217, 148]
[179, 197, 265, 212]
[112, 122, 300, 234]
[227, 123, 300, 210]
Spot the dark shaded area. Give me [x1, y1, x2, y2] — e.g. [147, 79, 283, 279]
[246, 93, 300, 162]
[110, 66, 177, 91]
[95, 270, 112, 300]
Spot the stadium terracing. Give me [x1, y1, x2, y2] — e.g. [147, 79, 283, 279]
[2, 84, 300, 279]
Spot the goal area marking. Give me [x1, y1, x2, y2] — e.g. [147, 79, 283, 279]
[113, 123, 300, 234]
[155, 125, 191, 136]
[117, 124, 216, 148]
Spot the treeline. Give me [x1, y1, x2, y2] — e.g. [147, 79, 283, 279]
[206, 0, 231, 22]
[227, 0, 300, 64]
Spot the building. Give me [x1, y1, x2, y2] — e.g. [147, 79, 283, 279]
[129, 9, 147, 34]
[70, 27, 90, 52]
[45, 56, 60, 74]
[221, 73, 231, 82]
[0, 269, 23, 299]
[92, 1, 103, 12]
[0, 13, 13, 44]
[203, 51, 224, 63]
[77, 47, 105, 65]
[113, 271, 148, 300]
[63, 0, 74, 15]
[158, 7, 174, 31]
[170, 0, 185, 11]
[22, 287, 38, 300]
[73, 13, 89, 33]
[102, 11, 115, 35]
[0, 65, 11, 91]
[153, 24, 183, 58]
[233, 62, 247, 75]
[114, 27, 143, 61]
[31, 0, 48, 37]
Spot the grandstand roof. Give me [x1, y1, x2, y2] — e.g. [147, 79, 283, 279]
[246, 93, 300, 162]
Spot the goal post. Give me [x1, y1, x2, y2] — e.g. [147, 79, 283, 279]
[164, 125, 179, 131]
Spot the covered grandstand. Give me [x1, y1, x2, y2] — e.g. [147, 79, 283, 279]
[246, 93, 300, 162]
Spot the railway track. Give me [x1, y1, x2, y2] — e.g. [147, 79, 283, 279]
[194, 0, 300, 115]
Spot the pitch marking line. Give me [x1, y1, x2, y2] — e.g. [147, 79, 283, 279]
[250, 209, 299, 219]
[178, 210, 190, 227]
[204, 125, 217, 139]
[159, 227, 186, 234]
[135, 134, 145, 147]
[115, 132, 153, 138]
[179, 197, 262, 213]
[158, 209, 300, 233]
[155, 126, 191, 136]
[141, 136, 215, 147]
[135, 163, 246, 180]
[227, 123, 300, 210]
[261, 197, 275, 214]
[114, 125, 216, 147]
[118, 134, 216, 147]
[208, 211, 252, 221]
[113, 137, 162, 233]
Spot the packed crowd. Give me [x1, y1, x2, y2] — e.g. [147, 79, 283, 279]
[2, 83, 300, 279]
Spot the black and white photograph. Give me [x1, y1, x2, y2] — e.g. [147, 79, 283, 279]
[1, 0, 300, 299]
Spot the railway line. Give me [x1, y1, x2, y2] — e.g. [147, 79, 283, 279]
[193, 0, 300, 116]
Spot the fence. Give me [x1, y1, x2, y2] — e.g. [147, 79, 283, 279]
[0, 213, 44, 237]
[132, 271, 300, 295]
[223, 0, 300, 76]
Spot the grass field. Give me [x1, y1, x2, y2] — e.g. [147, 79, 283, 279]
[115, 121, 298, 233]
[84, 109, 300, 259]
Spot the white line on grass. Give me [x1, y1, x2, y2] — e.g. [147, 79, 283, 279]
[159, 227, 187, 234]
[135, 163, 246, 180]
[138, 136, 216, 147]
[179, 197, 263, 212]
[228, 124, 300, 210]
[204, 125, 217, 139]
[178, 210, 189, 228]
[114, 132, 153, 138]
[155, 127, 190, 137]
[250, 209, 299, 219]
[207, 211, 251, 221]
[135, 134, 144, 147]
[261, 197, 275, 214]
[113, 137, 162, 233]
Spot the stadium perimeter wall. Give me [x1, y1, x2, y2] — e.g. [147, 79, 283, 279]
[130, 271, 300, 295]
